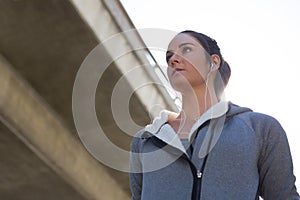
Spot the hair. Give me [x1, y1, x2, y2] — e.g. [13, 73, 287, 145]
[179, 30, 231, 100]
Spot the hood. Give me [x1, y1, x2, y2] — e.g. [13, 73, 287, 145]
[143, 101, 230, 154]
[226, 102, 252, 118]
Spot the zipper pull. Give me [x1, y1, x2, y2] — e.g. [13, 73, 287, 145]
[197, 170, 202, 178]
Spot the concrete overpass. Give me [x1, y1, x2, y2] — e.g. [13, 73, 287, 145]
[0, 0, 176, 199]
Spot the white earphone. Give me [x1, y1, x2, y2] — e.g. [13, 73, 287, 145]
[210, 63, 214, 71]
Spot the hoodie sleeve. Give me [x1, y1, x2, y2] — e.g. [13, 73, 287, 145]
[258, 117, 299, 200]
[130, 135, 143, 200]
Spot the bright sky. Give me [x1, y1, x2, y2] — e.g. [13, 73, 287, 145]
[120, 0, 300, 188]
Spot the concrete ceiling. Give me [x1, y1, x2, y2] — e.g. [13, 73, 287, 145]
[0, 121, 85, 200]
[0, 0, 154, 199]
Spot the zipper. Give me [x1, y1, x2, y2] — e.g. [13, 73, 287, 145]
[193, 169, 202, 200]
[197, 170, 202, 178]
[149, 127, 210, 200]
[182, 154, 208, 200]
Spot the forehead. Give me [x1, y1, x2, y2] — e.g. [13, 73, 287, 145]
[167, 33, 202, 50]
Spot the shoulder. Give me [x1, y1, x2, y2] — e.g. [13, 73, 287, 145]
[130, 128, 154, 153]
[228, 103, 287, 145]
[227, 102, 284, 133]
[130, 129, 145, 152]
[228, 102, 278, 122]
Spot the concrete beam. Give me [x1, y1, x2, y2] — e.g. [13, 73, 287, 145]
[70, 0, 178, 117]
[0, 56, 130, 199]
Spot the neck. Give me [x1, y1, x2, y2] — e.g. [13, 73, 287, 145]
[180, 84, 219, 120]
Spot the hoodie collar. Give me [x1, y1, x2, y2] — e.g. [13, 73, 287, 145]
[143, 101, 229, 154]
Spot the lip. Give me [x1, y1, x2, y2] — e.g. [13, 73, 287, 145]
[171, 68, 186, 76]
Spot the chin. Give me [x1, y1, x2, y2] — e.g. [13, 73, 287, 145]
[170, 80, 193, 93]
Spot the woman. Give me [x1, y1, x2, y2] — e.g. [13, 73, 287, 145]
[130, 30, 299, 200]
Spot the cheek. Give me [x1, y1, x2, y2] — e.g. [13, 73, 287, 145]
[167, 67, 172, 80]
[193, 58, 210, 77]
[186, 59, 208, 78]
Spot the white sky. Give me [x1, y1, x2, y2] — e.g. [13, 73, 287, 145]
[120, 0, 300, 188]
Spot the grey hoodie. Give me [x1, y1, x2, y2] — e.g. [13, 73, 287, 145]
[130, 102, 299, 200]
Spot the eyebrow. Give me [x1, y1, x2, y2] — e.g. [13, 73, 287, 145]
[166, 42, 196, 54]
[179, 42, 196, 48]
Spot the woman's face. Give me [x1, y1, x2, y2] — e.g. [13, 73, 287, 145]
[166, 33, 210, 92]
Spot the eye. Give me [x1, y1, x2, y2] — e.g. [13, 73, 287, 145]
[182, 46, 192, 54]
[166, 52, 173, 63]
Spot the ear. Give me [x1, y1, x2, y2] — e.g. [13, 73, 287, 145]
[211, 54, 221, 71]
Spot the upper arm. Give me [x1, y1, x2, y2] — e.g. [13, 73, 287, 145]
[258, 118, 299, 199]
[130, 135, 143, 200]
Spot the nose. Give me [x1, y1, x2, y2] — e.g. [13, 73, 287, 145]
[168, 53, 182, 67]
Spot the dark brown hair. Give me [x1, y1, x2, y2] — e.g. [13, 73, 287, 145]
[180, 30, 231, 99]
